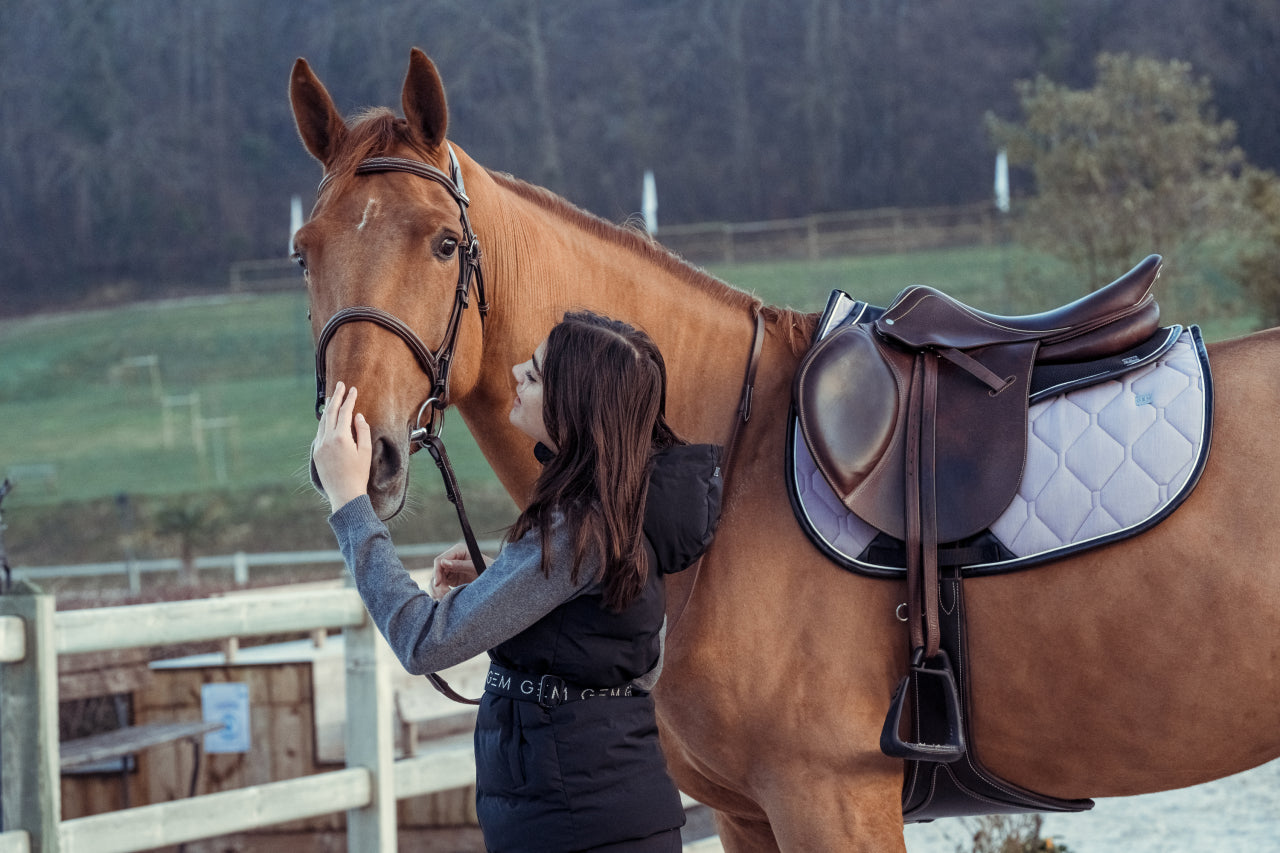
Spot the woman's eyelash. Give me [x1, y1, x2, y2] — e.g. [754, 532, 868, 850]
[525, 370, 538, 383]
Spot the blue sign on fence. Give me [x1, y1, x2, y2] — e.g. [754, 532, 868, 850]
[201, 682, 250, 753]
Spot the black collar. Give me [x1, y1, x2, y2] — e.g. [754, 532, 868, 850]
[534, 442, 556, 464]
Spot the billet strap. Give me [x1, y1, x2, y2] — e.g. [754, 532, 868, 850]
[904, 353, 941, 659]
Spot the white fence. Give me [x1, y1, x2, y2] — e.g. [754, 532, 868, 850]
[0, 581, 719, 852]
[11, 541, 502, 593]
[0, 582, 454, 852]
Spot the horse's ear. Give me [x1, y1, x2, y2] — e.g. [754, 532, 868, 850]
[290, 58, 347, 166]
[402, 48, 448, 149]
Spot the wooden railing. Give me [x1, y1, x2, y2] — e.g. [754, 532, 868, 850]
[0, 584, 718, 852]
[0, 582, 413, 852]
[12, 540, 503, 593]
[657, 201, 1001, 264]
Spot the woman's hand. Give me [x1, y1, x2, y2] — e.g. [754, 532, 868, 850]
[312, 382, 373, 514]
[429, 541, 488, 600]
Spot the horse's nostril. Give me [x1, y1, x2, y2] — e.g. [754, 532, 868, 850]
[371, 436, 404, 491]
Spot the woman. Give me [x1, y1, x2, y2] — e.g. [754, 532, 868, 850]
[312, 311, 723, 852]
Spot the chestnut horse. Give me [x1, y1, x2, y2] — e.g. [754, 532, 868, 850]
[290, 49, 1280, 851]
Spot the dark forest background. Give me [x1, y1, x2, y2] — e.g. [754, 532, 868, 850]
[2, 0, 1277, 316]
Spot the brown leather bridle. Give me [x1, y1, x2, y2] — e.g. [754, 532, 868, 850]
[312, 144, 487, 441]
[308, 144, 765, 704]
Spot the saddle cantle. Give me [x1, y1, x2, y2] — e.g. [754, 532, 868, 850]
[788, 255, 1215, 823]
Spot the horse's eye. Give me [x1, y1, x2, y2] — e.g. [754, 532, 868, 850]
[291, 252, 307, 272]
[439, 237, 459, 258]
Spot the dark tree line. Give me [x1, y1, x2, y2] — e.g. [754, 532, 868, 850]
[1, 0, 1277, 315]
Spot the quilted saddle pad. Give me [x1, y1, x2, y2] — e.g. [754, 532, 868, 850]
[787, 298, 1212, 578]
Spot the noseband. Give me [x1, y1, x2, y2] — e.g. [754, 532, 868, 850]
[312, 144, 487, 442]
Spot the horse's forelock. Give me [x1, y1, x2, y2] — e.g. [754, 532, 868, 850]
[319, 108, 434, 199]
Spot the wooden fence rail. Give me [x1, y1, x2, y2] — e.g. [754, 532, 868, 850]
[0, 583, 718, 852]
[12, 540, 503, 592]
[656, 201, 1001, 264]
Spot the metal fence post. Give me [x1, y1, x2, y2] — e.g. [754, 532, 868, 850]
[0, 582, 61, 851]
[343, 607, 396, 852]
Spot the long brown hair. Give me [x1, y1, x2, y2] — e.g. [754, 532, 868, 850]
[507, 311, 682, 611]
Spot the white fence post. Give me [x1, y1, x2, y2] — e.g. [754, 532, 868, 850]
[343, 606, 396, 851]
[232, 552, 249, 586]
[0, 583, 62, 851]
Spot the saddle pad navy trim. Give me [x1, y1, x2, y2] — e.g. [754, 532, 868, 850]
[787, 312, 1213, 578]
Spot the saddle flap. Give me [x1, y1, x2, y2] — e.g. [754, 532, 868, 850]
[796, 324, 1036, 542]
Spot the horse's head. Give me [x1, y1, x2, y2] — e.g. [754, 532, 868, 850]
[290, 49, 487, 519]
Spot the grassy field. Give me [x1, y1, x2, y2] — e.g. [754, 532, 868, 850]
[0, 244, 1258, 572]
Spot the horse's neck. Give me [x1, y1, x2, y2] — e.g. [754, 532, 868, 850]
[456, 171, 765, 502]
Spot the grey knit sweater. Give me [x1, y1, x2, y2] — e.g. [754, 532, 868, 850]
[328, 495, 662, 688]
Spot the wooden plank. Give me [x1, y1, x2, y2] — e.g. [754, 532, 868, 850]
[0, 588, 62, 852]
[59, 720, 223, 769]
[0, 615, 25, 663]
[343, 617, 397, 852]
[392, 737, 477, 799]
[55, 589, 366, 655]
[58, 767, 371, 853]
[0, 831, 30, 853]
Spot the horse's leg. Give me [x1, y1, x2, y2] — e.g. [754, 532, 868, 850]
[713, 812, 778, 852]
[659, 505, 911, 850]
[664, 749, 907, 853]
[753, 760, 908, 852]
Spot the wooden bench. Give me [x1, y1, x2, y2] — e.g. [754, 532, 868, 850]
[61, 719, 224, 806]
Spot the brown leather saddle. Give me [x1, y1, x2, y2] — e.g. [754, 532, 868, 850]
[793, 254, 1165, 819]
[796, 255, 1161, 659]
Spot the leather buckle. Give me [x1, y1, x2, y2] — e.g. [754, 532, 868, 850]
[536, 674, 567, 709]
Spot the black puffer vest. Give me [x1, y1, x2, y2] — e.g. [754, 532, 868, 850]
[474, 443, 722, 852]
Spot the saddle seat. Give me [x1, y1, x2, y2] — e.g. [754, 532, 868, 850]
[879, 253, 1162, 360]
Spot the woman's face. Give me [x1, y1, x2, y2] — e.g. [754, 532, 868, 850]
[510, 339, 555, 449]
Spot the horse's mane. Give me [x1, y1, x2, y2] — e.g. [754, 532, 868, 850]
[326, 109, 817, 354]
[488, 171, 817, 355]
